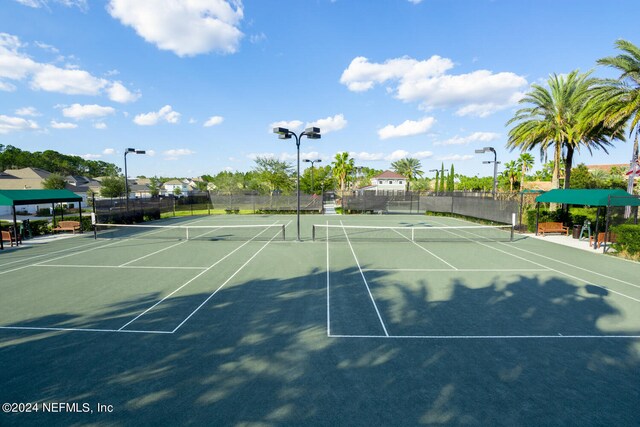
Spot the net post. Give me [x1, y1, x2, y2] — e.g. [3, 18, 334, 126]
[186, 227, 189, 241]
[282, 224, 285, 241]
[411, 228, 414, 242]
[312, 225, 316, 242]
[511, 212, 515, 241]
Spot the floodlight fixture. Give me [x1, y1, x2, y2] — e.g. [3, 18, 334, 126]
[124, 147, 146, 211]
[474, 146, 498, 198]
[272, 126, 322, 241]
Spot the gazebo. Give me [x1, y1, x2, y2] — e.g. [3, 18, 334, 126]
[0, 189, 83, 250]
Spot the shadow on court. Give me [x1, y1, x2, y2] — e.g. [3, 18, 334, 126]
[0, 266, 639, 426]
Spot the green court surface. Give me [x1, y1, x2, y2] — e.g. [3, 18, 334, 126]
[1, 214, 639, 426]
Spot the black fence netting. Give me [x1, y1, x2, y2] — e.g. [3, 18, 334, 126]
[93, 192, 323, 223]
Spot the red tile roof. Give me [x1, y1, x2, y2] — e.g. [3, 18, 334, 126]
[373, 170, 406, 179]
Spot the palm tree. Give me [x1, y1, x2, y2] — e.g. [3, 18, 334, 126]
[331, 152, 354, 195]
[391, 157, 423, 191]
[516, 153, 535, 190]
[502, 160, 519, 192]
[507, 70, 618, 191]
[594, 39, 640, 192]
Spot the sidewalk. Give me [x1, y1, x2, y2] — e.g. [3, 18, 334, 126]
[526, 232, 604, 253]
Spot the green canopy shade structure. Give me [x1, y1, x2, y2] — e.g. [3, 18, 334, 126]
[0, 189, 83, 250]
[535, 189, 640, 207]
[533, 189, 639, 250]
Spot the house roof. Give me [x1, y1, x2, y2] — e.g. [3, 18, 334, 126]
[163, 179, 184, 185]
[3, 167, 51, 179]
[0, 189, 82, 206]
[373, 170, 406, 179]
[535, 189, 640, 207]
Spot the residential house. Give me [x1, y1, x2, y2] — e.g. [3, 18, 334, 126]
[162, 179, 193, 197]
[357, 170, 407, 195]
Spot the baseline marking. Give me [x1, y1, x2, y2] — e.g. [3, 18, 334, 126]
[0, 325, 172, 334]
[329, 333, 640, 339]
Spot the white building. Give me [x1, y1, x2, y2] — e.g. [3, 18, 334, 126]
[358, 170, 407, 195]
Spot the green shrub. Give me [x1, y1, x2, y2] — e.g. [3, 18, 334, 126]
[28, 219, 51, 236]
[611, 224, 640, 256]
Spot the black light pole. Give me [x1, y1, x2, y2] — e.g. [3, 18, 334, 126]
[429, 169, 439, 195]
[303, 158, 322, 194]
[124, 148, 146, 211]
[273, 127, 321, 241]
[475, 147, 499, 199]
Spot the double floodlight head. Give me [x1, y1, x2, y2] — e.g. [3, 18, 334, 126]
[303, 159, 322, 164]
[475, 146, 495, 154]
[126, 148, 146, 155]
[303, 126, 321, 140]
[273, 126, 321, 139]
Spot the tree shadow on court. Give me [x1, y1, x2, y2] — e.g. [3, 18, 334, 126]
[1, 266, 639, 426]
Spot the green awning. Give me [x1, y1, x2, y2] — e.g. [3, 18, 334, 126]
[0, 189, 82, 206]
[535, 189, 640, 207]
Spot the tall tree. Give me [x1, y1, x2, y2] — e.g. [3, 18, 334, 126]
[42, 173, 67, 190]
[331, 152, 354, 195]
[433, 171, 439, 194]
[516, 153, 535, 190]
[253, 156, 293, 195]
[100, 176, 126, 198]
[446, 164, 455, 192]
[507, 70, 618, 190]
[502, 161, 519, 192]
[595, 39, 640, 194]
[391, 157, 423, 191]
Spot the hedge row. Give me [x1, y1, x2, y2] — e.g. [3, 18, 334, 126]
[611, 224, 640, 256]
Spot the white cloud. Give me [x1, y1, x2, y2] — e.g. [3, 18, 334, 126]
[0, 115, 39, 134]
[103, 148, 116, 155]
[134, 105, 181, 126]
[204, 115, 224, 127]
[15, 106, 40, 116]
[349, 150, 433, 162]
[163, 148, 194, 160]
[307, 114, 347, 134]
[341, 55, 527, 117]
[146, 150, 156, 157]
[79, 153, 102, 160]
[62, 103, 115, 120]
[107, 0, 244, 57]
[50, 120, 77, 129]
[434, 131, 501, 146]
[378, 117, 435, 140]
[0, 32, 139, 102]
[408, 0, 423, 3]
[437, 154, 474, 161]
[31, 64, 106, 95]
[94, 122, 107, 130]
[269, 120, 303, 133]
[13, 0, 87, 9]
[107, 81, 140, 103]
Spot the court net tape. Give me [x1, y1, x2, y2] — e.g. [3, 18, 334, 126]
[94, 223, 286, 242]
[312, 224, 514, 242]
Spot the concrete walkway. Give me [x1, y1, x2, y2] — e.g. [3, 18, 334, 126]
[526, 232, 606, 253]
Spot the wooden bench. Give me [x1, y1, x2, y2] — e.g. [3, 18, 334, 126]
[590, 232, 618, 248]
[1, 230, 21, 247]
[537, 221, 569, 236]
[53, 220, 81, 234]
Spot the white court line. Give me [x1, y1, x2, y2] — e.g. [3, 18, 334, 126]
[340, 220, 389, 337]
[329, 333, 640, 339]
[362, 268, 550, 273]
[326, 220, 331, 337]
[443, 216, 640, 290]
[0, 325, 172, 334]
[119, 240, 188, 267]
[390, 228, 458, 270]
[35, 264, 205, 270]
[0, 239, 105, 270]
[171, 221, 292, 333]
[0, 238, 125, 277]
[119, 220, 288, 332]
[427, 219, 640, 305]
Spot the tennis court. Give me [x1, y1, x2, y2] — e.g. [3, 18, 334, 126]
[1, 214, 639, 425]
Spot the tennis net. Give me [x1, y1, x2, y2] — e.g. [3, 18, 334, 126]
[312, 224, 514, 242]
[94, 223, 286, 242]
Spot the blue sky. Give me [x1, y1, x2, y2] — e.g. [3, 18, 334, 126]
[1, 0, 639, 179]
